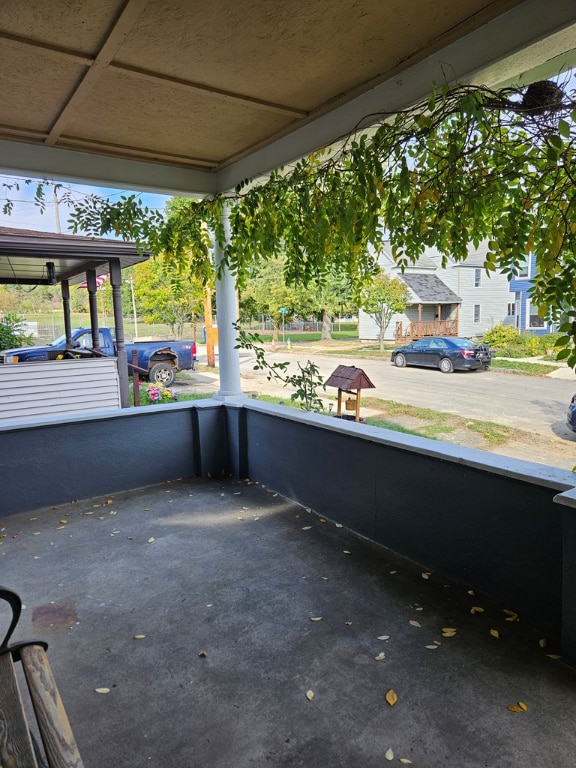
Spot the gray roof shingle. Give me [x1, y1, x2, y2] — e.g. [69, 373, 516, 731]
[402, 273, 461, 304]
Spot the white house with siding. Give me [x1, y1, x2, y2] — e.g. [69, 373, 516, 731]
[359, 241, 512, 341]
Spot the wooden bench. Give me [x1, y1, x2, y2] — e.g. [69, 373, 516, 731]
[0, 587, 84, 768]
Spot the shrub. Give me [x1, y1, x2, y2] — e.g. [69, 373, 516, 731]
[480, 324, 520, 348]
[0, 313, 33, 350]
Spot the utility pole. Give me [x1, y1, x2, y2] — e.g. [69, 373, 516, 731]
[53, 184, 61, 234]
[204, 284, 215, 367]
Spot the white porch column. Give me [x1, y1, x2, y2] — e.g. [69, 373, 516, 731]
[213, 205, 245, 402]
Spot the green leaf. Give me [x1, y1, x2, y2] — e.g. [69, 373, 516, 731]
[558, 119, 571, 139]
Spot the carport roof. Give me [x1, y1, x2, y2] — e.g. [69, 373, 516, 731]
[0, 226, 148, 285]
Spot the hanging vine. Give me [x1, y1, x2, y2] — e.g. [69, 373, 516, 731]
[61, 77, 576, 363]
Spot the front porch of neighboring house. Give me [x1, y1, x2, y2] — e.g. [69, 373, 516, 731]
[395, 302, 460, 341]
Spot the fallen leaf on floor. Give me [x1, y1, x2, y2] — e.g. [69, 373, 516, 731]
[59, 519, 68, 524]
[106, 499, 113, 504]
[399, 760, 413, 765]
[306, 690, 314, 701]
[320, 518, 327, 523]
[471, 606, 485, 614]
[389, 570, 397, 575]
[385, 689, 398, 707]
[345, 621, 352, 626]
[425, 644, 438, 650]
[343, 550, 351, 555]
[147, 537, 155, 543]
[539, 638, 547, 648]
[377, 635, 390, 640]
[441, 628, 457, 637]
[320, 577, 329, 581]
[95, 688, 110, 694]
[310, 617, 322, 622]
[109, 510, 117, 516]
[546, 654, 561, 660]
[421, 572, 431, 579]
[237, 517, 244, 521]
[374, 652, 386, 661]
[385, 748, 394, 761]
[490, 629, 500, 639]
[305, 508, 312, 513]
[198, 651, 207, 658]
[518, 701, 528, 711]
[302, 526, 312, 531]
[133, 635, 146, 640]
[409, 620, 422, 628]
[467, 589, 475, 596]
[508, 704, 524, 713]
[335, 523, 343, 528]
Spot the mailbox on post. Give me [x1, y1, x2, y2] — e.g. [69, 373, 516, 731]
[325, 365, 375, 422]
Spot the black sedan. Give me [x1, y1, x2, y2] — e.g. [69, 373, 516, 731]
[391, 336, 491, 373]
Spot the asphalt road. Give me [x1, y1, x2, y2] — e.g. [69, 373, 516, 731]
[238, 347, 576, 443]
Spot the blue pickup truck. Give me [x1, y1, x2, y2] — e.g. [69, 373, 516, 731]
[0, 327, 196, 386]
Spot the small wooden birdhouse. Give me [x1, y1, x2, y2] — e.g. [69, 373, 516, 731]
[324, 365, 375, 422]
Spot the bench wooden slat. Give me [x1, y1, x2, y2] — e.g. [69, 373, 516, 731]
[20, 645, 84, 768]
[0, 652, 39, 768]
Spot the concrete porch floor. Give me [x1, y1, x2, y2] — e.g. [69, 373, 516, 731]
[1, 478, 575, 768]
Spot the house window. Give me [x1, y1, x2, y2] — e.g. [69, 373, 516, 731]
[527, 300, 546, 329]
[507, 303, 516, 316]
[516, 257, 529, 278]
[473, 305, 481, 323]
[474, 268, 481, 287]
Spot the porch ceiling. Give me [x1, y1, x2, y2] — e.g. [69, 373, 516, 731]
[0, 1, 575, 196]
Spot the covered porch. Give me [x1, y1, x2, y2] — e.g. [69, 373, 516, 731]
[2, 400, 576, 767]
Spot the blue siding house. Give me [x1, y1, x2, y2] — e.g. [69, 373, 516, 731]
[507, 253, 556, 335]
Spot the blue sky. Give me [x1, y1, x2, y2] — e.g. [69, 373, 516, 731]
[0, 176, 171, 234]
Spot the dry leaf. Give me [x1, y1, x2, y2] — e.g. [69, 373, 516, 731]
[467, 589, 475, 596]
[95, 688, 110, 694]
[106, 499, 113, 504]
[335, 523, 343, 528]
[442, 628, 457, 637]
[503, 608, 517, 616]
[385, 748, 394, 761]
[237, 516, 244, 521]
[345, 621, 352, 626]
[302, 526, 312, 531]
[399, 760, 413, 765]
[310, 617, 322, 622]
[389, 570, 397, 575]
[385, 689, 398, 707]
[409, 620, 422, 628]
[59, 519, 68, 524]
[538, 638, 547, 648]
[133, 634, 146, 640]
[421, 572, 431, 579]
[306, 689, 314, 701]
[377, 635, 390, 640]
[518, 701, 528, 711]
[425, 644, 438, 650]
[374, 652, 386, 661]
[546, 654, 561, 660]
[470, 606, 485, 614]
[490, 629, 500, 639]
[197, 651, 207, 658]
[508, 705, 523, 713]
[147, 537, 155, 543]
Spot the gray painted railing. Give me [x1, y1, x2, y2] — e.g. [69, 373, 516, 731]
[1, 399, 575, 662]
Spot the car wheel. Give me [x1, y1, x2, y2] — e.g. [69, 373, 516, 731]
[149, 362, 176, 386]
[439, 357, 454, 374]
[394, 353, 406, 368]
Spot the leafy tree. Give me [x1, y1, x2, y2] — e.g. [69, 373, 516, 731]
[359, 272, 411, 351]
[0, 313, 33, 349]
[47, 78, 576, 365]
[132, 257, 204, 338]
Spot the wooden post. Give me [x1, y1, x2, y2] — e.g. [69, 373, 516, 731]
[355, 389, 360, 422]
[337, 388, 343, 417]
[204, 285, 215, 368]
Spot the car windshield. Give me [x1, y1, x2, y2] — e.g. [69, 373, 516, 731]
[450, 339, 477, 349]
[49, 334, 67, 346]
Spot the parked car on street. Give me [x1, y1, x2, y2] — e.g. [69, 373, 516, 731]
[391, 336, 491, 373]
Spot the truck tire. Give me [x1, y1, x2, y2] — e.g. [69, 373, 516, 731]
[149, 362, 176, 387]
